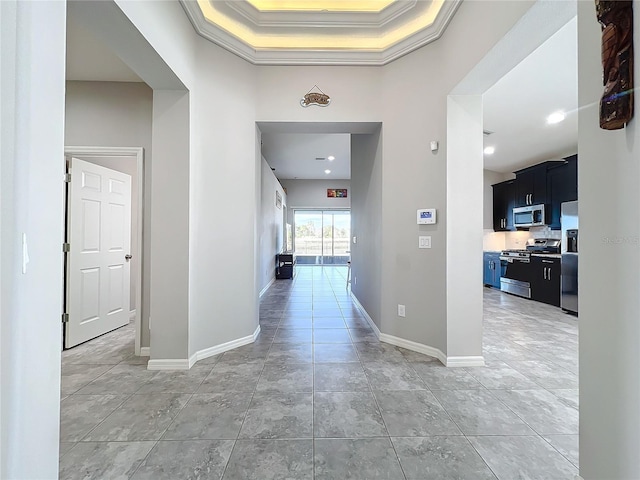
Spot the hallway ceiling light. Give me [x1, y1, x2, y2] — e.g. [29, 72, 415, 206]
[483, 146, 495, 155]
[246, 0, 395, 12]
[547, 111, 566, 125]
[182, 0, 463, 65]
[324, 169, 331, 174]
[327, 155, 335, 161]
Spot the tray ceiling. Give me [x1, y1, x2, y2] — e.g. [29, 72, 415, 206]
[180, 0, 462, 65]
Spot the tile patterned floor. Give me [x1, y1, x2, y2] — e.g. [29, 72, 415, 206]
[59, 266, 579, 479]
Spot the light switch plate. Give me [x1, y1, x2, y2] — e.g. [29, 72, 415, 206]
[397, 304, 406, 317]
[419, 236, 432, 249]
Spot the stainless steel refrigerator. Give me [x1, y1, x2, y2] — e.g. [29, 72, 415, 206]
[561, 201, 578, 314]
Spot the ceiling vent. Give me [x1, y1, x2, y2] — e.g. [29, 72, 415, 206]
[315, 157, 326, 161]
[483, 130, 494, 136]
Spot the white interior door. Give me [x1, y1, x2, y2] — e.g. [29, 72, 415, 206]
[65, 158, 132, 348]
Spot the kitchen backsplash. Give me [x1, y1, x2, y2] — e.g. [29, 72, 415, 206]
[483, 226, 561, 252]
[529, 225, 562, 240]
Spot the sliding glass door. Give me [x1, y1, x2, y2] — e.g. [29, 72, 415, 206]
[294, 210, 351, 265]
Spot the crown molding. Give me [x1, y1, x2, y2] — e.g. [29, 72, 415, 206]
[225, 0, 417, 28]
[180, 0, 462, 66]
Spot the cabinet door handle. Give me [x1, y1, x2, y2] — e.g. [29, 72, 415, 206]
[548, 267, 551, 279]
[543, 267, 547, 280]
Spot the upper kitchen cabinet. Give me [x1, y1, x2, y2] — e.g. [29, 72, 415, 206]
[514, 161, 562, 207]
[492, 179, 516, 231]
[547, 155, 578, 229]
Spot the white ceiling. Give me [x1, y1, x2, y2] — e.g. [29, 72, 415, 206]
[66, 14, 142, 82]
[65, 5, 577, 178]
[482, 17, 578, 173]
[180, 0, 462, 66]
[261, 133, 351, 180]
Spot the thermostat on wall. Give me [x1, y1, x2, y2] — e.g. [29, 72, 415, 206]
[417, 209, 436, 225]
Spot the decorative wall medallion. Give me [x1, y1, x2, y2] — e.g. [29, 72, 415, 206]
[301, 85, 331, 107]
[595, 0, 634, 130]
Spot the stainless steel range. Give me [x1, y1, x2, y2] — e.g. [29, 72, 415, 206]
[499, 239, 561, 299]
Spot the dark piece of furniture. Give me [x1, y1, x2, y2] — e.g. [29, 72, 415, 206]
[530, 256, 561, 307]
[276, 252, 296, 279]
[546, 155, 578, 230]
[483, 252, 502, 289]
[492, 180, 516, 231]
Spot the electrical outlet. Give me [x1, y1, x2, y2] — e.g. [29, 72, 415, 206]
[398, 304, 406, 317]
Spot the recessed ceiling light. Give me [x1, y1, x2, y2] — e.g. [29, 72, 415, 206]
[547, 111, 566, 125]
[324, 169, 331, 174]
[327, 155, 335, 161]
[483, 146, 495, 155]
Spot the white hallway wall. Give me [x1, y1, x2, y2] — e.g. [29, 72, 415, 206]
[259, 156, 287, 293]
[578, 0, 640, 477]
[111, 0, 260, 359]
[1, 1, 66, 477]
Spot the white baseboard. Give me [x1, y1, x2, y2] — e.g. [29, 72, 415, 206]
[129, 309, 136, 321]
[147, 326, 261, 370]
[259, 278, 275, 298]
[189, 325, 261, 367]
[147, 358, 192, 370]
[349, 293, 381, 338]
[139, 347, 150, 357]
[349, 292, 482, 367]
[445, 355, 485, 367]
[379, 332, 446, 365]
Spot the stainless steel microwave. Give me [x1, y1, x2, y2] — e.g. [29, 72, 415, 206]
[513, 204, 546, 228]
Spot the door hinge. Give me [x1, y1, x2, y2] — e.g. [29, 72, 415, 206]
[63, 243, 70, 253]
[64, 173, 71, 183]
[62, 313, 69, 323]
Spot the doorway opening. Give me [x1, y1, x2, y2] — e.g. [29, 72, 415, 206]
[293, 209, 351, 265]
[63, 146, 145, 355]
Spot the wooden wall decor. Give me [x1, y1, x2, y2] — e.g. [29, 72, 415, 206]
[596, 0, 634, 130]
[300, 85, 331, 107]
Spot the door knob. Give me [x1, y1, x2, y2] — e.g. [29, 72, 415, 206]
[125, 254, 132, 261]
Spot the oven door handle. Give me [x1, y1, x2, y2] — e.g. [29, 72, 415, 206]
[499, 256, 530, 263]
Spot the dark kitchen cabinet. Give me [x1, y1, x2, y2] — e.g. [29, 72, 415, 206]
[547, 155, 578, 230]
[483, 252, 502, 289]
[530, 256, 561, 307]
[514, 162, 561, 207]
[492, 180, 516, 231]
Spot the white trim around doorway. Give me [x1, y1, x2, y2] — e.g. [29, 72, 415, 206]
[64, 146, 145, 356]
